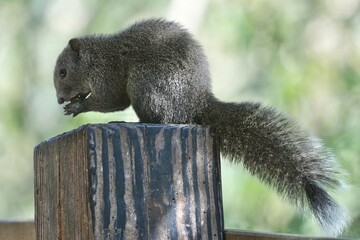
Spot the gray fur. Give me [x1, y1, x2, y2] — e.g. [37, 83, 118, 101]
[53, 18, 350, 235]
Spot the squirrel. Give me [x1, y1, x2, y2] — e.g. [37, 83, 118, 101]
[53, 18, 350, 236]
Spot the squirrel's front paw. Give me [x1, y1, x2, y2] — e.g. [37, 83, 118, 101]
[64, 101, 85, 117]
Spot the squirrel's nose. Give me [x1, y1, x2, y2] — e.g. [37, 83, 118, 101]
[57, 97, 65, 104]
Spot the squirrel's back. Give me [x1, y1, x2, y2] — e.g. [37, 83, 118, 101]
[114, 19, 212, 123]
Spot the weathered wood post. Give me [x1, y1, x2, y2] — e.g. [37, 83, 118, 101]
[34, 123, 224, 240]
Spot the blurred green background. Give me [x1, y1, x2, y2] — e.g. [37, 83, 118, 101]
[0, 0, 359, 238]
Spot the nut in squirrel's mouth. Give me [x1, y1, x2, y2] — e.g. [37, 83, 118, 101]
[58, 92, 91, 104]
[70, 92, 92, 103]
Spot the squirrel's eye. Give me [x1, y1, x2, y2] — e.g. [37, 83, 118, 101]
[59, 68, 67, 79]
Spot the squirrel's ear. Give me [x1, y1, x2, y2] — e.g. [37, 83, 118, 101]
[68, 38, 82, 56]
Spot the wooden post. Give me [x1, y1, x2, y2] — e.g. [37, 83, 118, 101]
[34, 123, 223, 240]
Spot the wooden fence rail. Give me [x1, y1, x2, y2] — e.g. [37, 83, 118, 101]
[0, 220, 35, 240]
[0, 221, 346, 240]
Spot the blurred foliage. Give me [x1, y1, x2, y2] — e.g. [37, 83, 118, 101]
[0, 0, 359, 238]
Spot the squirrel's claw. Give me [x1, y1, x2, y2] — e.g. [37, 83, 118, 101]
[64, 101, 85, 117]
[63, 92, 91, 117]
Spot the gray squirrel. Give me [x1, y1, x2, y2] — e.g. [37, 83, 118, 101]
[53, 18, 350, 236]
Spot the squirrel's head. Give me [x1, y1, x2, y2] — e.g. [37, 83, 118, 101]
[54, 38, 92, 106]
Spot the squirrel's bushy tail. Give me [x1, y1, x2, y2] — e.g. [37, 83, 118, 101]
[202, 95, 350, 236]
